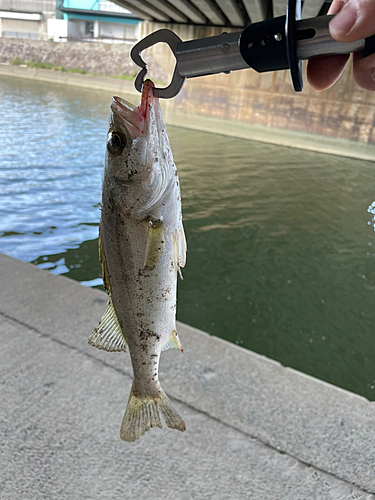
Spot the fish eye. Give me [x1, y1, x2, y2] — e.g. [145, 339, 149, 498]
[107, 131, 126, 155]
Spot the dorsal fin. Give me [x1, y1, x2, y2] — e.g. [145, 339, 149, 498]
[88, 228, 127, 352]
[99, 227, 111, 293]
[89, 297, 127, 352]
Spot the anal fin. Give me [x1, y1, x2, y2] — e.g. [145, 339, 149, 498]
[162, 329, 183, 352]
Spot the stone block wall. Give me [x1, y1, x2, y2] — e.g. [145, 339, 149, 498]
[0, 37, 168, 80]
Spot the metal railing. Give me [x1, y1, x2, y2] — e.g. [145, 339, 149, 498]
[58, 35, 137, 44]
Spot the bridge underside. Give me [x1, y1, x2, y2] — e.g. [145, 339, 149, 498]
[113, 0, 331, 27]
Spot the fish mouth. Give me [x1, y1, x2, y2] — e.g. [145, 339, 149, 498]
[111, 96, 144, 138]
[111, 81, 157, 137]
[112, 96, 135, 113]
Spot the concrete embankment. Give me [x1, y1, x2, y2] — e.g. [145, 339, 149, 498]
[1, 253, 375, 499]
[1, 62, 375, 161]
[141, 21, 375, 149]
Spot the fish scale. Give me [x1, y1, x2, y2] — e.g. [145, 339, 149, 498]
[88, 80, 186, 442]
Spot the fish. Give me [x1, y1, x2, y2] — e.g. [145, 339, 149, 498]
[88, 80, 187, 442]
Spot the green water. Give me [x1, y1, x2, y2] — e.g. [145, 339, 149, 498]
[2, 76, 375, 399]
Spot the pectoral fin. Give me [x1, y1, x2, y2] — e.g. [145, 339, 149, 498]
[143, 220, 166, 270]
[174, 224, 187, 279]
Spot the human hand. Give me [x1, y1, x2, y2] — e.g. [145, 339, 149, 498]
[307, 0, 375, 91]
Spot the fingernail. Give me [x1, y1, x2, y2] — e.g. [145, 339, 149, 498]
[330, 3, 357, 36]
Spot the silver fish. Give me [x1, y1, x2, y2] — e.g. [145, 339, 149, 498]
[88, 81, 187, 442]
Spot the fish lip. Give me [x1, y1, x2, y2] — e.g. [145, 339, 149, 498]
[111, 96, 144, 135]
[112, 96, 135, 113]
[110, 81, 157, 139]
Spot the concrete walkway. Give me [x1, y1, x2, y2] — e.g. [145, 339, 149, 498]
[1, 253, 375, 499]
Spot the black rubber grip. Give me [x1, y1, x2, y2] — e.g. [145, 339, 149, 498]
[286, 0, 303, 91]
[364, 34, 375, 58]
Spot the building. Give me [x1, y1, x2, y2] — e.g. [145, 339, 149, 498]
[0, 0, 142, 42]
[0, 0, 56, 40]
[57, 0, 142, 43]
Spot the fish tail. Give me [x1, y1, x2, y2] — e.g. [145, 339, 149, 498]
[158, 390, 186, 433]
[120, 384, 186, 442]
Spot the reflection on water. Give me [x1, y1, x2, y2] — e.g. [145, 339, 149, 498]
[32, 238, 102, 287]
[2, 76, 375, 400]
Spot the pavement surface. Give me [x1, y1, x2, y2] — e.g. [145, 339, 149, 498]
[1, 253, 375, 499]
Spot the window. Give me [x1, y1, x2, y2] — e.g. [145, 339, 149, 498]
[85, 21, 94, 36]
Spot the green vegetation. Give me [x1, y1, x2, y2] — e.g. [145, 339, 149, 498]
[27, 61, 67, 71]
[68, 68, 86, 74]
[118, 73, 135, 81]
[109, 71, 166, 86]
[119, 71, 137, 80]
[29, 61, 54, 69]
[10, 57, 23, 65]
[8, 58, 166, 84]
[10, 58, 67, 71]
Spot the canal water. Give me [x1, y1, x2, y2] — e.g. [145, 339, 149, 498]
[2, 75, 375, 400]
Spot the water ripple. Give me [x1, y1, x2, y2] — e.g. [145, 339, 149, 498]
[2, 76, 375, 400]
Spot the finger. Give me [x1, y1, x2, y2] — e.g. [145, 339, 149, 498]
[353, 51, 375, 90]
[306, 0, 348, 91]
[327, 0, 347, 16]
[307, 54, 350, 91]
[329, 0, 375, 43]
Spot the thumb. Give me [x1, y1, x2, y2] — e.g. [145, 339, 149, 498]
[353, 51, 375, 90]
[329, 0, 375, 43]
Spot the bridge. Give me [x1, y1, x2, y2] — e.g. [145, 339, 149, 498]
[113, 0, 330, 27]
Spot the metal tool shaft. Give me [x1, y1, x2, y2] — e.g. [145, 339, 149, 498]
[296, 15, 364, 59]
[175, 31, 246, 78]
[174, 15, 366, 80]
[130, 4, 375, 98]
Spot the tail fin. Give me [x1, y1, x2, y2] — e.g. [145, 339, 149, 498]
[120, 384, 186, 442]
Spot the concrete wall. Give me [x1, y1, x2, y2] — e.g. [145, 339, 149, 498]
[0, 0, 56, 40]
[0, 0, 55, 9]
[140, 21, 375, 145]
[1, 18, 41, 37]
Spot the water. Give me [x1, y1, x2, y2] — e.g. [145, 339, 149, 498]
[2, 76, 375, 400]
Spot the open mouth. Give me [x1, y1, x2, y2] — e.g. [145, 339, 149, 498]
[111, 96, 144, 137]
[111, 81, 157, 138]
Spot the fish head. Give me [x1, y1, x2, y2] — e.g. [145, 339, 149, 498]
[106, 81, 175, 214]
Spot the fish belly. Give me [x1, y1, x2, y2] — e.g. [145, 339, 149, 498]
[98, 200, 185, 441]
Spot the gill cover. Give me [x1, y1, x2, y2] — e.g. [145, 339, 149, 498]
[107, 81, 176, 212]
